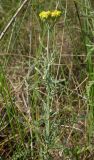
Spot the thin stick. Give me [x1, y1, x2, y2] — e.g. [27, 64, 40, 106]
[0, 0, 29, 41]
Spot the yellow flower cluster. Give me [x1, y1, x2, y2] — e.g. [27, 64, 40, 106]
[39, 10, 62, 21]
[39, 11, 51, 21]
[51, 10, 61, 17]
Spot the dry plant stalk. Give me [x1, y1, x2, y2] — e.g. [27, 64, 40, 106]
[0, 0, 29, 41]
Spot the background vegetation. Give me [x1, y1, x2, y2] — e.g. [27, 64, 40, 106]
[0, 0, 94, 159]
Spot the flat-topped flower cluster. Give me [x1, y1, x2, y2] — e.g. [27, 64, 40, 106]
[39, 10, 62, 21]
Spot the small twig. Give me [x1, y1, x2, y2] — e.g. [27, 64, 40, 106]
[74, 76, 88, 90]
[61, 124, 83, 132]
[0, 0, 29, 41]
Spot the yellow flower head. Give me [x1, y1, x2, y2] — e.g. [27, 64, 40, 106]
[51, 10, 62, 18]
[39, 11, 51, 21]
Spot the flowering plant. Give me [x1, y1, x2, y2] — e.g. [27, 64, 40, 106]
[39, 10, 62, 21]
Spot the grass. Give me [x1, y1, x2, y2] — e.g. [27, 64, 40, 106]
[0, 0, 94, 159]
